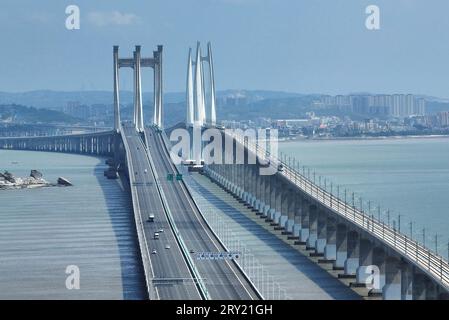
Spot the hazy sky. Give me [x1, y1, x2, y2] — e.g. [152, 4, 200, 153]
[1, 0, 449, 97]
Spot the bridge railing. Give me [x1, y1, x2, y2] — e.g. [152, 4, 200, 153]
[227, 130, 449, 291]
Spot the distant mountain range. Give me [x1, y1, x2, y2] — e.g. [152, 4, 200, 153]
[1, 90, 449, 127]
[0, 104, 79, 124]
[0, 90, 307, 110]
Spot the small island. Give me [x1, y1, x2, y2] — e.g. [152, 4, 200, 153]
[0, 170, 72, 190]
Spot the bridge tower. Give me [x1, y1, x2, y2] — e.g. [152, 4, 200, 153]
[186, 42, 217, 128]
[186, 48, 195, 127]
[113, 45, 163, 132]
[133, 46, 144, 132]
[113, 46, 121, 133]
[194, 42, 206, 127]
[205, 42, 216, 126]
[152, 45, 163, 128]
[185, 42, 217, 164]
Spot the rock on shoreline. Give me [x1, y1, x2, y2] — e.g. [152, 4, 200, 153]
[0, 170, 72, 190]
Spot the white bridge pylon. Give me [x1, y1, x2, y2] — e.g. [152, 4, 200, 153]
[113, 45, 163, 132]
[186, 42, 216, 128]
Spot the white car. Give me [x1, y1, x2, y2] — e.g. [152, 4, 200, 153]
[152, 249, 157, 254]
[144, 169, 148, 174]
[165, 244, 171, 250]
[158, 229, 164, 233]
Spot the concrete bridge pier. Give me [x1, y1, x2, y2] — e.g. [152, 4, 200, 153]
[299, 201, 310, 243]
[382, 257, 402, 300]
[241, 164, 250, 202]
[400, 262, 413, 300]
[292, 198, 302, 237]
[254, 166, 263, 212]
[343, 231, 360, 276]
[279, 187, 291, 229]
[306, 205, 318, 250]
[334, 224, 348, 269]
[356, 238, 373, 285]
[315, 209, 327, 255]
[273, 178, 283, 224]
[268, 176, 278, 221]
[251, 166, 260, 209]
[285, 189, 296, 233]
[370, 247, 386, 295]
[262, 174, 271, 217]
[412, 273, 428, 299]
[257, 173, 266, 215]
[324, 216, 337, 261]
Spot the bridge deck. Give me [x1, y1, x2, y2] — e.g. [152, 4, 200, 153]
[145, 127, 259, 300]
[122, 126, 201, 300]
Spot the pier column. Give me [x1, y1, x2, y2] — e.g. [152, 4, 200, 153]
[286, 189, 296, 232]
[383, 257, 402, 300]
[262, 174, 271, 217]
[255, 164, 264, 213]
[344, 231, 360, 275]
[315, 209, 327, 254]
[334, 224, 347, 269]
[401, 263, 413, 300]
[256, 170, 263, 212]
[306, 204, 318, 249]
[371, 247, 386, 295]
[356, 238, 373, 285]
[324, 216, 337, 261]
[299, 200, 310, 243]
[412, 274, 427, 300]
[292, 197, 302, 237]
[252, 164, 260, 209]
[274, 180, 283, 224]
[279, 187, 290, 228]
[268, 176, 277, 220]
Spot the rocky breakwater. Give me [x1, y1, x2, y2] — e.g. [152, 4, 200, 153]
[0, 170, 72, 190]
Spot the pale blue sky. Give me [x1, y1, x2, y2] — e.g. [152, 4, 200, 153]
[1, 0, 449, 97]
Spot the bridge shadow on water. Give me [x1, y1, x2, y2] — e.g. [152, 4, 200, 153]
[94, 161, 147, 300]
[189, 174, 361, 300]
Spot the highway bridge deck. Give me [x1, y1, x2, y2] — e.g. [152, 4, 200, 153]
[145, 127, 259, 300]
[123, 126, 201, 300]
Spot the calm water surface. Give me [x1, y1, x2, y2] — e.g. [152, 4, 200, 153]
[0, 150, 146, 299]
[280, 137, 449, 257]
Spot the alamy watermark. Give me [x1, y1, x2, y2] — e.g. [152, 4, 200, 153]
[365, 5, 380, 30]
[65, 5, 80, 30]
[169, 127, 279, 176]
[65, 265, 80, 290]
